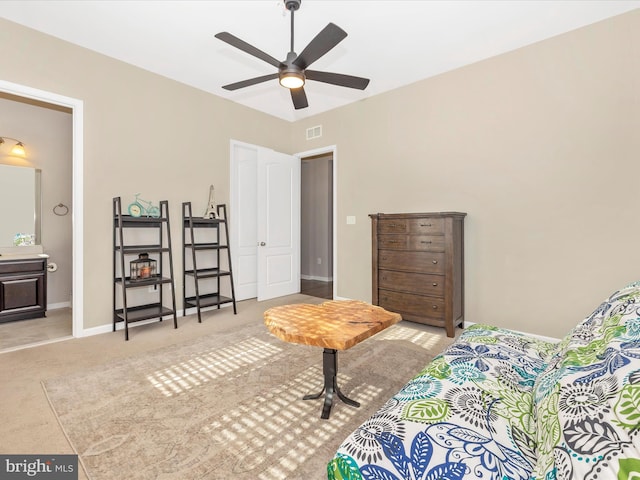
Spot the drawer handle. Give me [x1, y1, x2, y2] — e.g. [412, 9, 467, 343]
[432, 260, 438, 264]
[420, 241, 432, 244]
[420, 223, 432, 227]
[432, 282, 438, 286]
[382, 276, 387, 281]
[432, 305, 438, 309]
[382, 256, 387, 261]
[387, 240, 402, 244]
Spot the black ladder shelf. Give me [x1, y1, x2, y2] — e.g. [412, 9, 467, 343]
[182, 202, 237, 322]
[112, 196, 177, 340]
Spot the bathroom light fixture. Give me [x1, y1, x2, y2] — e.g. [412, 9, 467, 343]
[0, 136, 26, 157]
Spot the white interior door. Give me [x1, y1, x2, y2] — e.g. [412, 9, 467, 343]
[230, 140, 300, 301]
[257, 151, 300, 300]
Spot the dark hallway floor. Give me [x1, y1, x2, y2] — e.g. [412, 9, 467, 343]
[300, 279, 333, 300]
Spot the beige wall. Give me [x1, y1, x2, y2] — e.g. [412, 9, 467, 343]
[291, 10, 640, 338]
[0, 18, 290, 329]
[0, 98, 73, 307]
[1, 10, 638, 337]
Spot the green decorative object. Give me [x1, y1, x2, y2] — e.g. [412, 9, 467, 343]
[13, 233, 35, 246]
[128, 193, 160, 218]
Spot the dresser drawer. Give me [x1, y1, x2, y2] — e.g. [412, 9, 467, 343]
[379, 217, 445, 235]
[378, 289, 445, 320]
[408, 235, 445, 252]
[378, 219, 407, 234]
[378, 235, 408, 249]
[408, 218, 444, 235]
[379, 250, 445, 274]
[379, 235, 445, 252]
[379, 270, 445, 296]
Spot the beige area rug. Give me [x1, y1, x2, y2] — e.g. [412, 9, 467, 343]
[43, 321, 455, 480]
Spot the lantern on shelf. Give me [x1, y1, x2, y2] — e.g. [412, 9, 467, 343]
[130, 253, 156, 281]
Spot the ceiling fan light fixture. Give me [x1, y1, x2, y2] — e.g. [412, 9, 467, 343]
[279, 70, 305, 89]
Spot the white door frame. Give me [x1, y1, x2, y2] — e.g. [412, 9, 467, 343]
[294, 145, 338, 299]
[0, 80, 84, 337]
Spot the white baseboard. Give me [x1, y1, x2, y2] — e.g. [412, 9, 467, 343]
[48, 301, 71, 310]
[301, 274, 333, 282]
[76, 297, 560, 345]
[464, 320, 561, 343]
[79, 303, 234, 337]
[308, 300, 561, 343]
[81, 316, 172, 337]
[318, 299, 561, 344]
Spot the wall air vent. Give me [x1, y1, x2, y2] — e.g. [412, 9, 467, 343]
[306, 125, 322, 140]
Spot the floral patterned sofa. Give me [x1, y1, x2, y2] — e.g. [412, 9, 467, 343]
[328, 281, 640, 480]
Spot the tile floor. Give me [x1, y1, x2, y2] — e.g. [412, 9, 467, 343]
[0, 308, 72, 353]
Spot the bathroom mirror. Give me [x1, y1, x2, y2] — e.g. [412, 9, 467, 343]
[0, 164, 41, 247]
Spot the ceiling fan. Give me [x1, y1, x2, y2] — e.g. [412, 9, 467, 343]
[215, 0, 370, 110]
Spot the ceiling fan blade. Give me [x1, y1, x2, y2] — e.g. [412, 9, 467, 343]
[305, 70, 370, 90]
[293, 23, 347, 69]
[215, 32, 281, 68]
[222, 73, 278, 91]
[290, 87, 308, 110]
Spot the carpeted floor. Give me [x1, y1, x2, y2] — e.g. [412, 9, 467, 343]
[42, 317, 455, 479]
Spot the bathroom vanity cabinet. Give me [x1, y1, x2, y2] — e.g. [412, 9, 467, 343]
[0, 256, 47, 323]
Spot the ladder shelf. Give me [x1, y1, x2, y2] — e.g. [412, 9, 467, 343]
[112, 196, 178, 340]
[182, 202, 237, 322]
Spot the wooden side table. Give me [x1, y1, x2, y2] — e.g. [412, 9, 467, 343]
[264, 300, 402, 419]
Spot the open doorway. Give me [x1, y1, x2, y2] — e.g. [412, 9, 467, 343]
[0, 79, 83, 352]
[300, 153, 333, 300]
[0, 92, 73, 351]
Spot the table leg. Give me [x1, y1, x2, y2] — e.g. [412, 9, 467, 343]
[303, 348, 360, 419]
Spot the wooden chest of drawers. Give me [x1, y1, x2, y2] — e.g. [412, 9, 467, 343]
[370, 212, 466, 337]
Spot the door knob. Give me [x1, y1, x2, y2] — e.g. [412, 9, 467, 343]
[259, 242, 266, 246]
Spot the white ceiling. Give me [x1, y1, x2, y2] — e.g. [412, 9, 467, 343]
[1, 1, 638, 122]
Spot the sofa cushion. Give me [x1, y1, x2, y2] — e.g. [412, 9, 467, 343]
[328, 324, 555, 480]
[531, 281, 640, 479]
